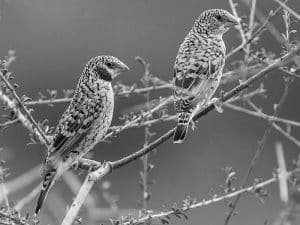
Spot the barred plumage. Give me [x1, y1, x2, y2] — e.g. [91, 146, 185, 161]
[35, 55, 129, 215]
[173, 9, 239, 143]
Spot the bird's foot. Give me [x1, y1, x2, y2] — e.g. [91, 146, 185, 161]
[209, 98, 223, 113]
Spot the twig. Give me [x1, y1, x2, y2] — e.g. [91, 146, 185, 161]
[224, 103, 300, 127]
[61, 162, 112, 225]
[121, 169, 300, 225]
[0, 119, 19, 129]
[223, 72, 293, 225]
[61, 43, 300, 225]
[0, 208, 36, 225]
[275, 142, 289, 204]
[103, 96, 173, 141]
[244, 0, 256, 61]
[272, 123, 300, 147]
[25, 84, 172, 106]
[0, 70, 51, 146]
[226, 1, 288, 59]
[136, 56, 153, 210]
[229, 0, 246, 43]
[274, 0, 300, 20]
[241, 0, 286, 44]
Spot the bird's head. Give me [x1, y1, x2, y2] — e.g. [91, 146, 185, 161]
[195, 9, 239, 36]
[88, 55, 130, 82]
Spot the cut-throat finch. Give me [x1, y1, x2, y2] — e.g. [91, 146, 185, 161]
[35, 55, 129, 215]
[173, 9, 239, 143]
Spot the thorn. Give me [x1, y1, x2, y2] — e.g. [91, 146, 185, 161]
[210, 98, 223, 113]
[190, 120, 196, 131]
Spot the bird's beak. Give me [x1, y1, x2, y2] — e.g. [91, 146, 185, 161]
[117, 61, 130, 73]
[112, 62, 130, 79]
[226, 15, 240, 27]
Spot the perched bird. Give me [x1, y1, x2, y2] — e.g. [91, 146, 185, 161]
[173, 9, 239, 143]
[35, 55, 129, 215]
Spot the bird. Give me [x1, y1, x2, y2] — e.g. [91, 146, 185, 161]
[34, 55, 130, 215]
[173, 9, 239, 143]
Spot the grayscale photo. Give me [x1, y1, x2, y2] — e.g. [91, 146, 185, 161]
[0, 0, 299, 225]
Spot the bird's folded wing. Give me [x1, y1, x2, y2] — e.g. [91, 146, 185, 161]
[174, 57, 219, 111]
[48, 98, 100, 160]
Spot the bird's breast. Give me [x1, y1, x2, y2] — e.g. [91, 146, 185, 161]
[91, 84, 114, 139]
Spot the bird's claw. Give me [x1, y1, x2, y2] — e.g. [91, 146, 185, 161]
[209, 98, 223, 113]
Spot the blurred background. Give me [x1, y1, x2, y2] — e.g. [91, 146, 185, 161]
[0, 0, 300, 224]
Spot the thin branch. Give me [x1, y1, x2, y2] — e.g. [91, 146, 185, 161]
[0, 70, 51, 146]
[241, 0, 286, 44]
[275, 142, 289, 204]
[103, 96, 173, 141]
[272, 123, 300, 147]
[0, 209, 34, 225]
[226, 1, 288, 59]
[0, 119, 19, 129]
[274, 0, 300, 20]
[244, 0, 257, 61]
[61, 162, 112, 225]
[224, 103, 300, 127]
[136, 56, 153, 210]
[25, 84, 172, 106]
[121, 169, 300, 225]
[61, 43, 300, 225]
[229, 0, 246, 43]
[224, 75, 293, 225]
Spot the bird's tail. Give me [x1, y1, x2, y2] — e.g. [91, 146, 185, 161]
[174, 111, 192, 144]
[34, 168, 57, 215]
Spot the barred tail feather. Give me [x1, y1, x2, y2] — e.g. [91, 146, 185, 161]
[174, 112, 192, 144]
[35, 169, 56, 215]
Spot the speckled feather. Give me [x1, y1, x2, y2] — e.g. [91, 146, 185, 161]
[35, 55, 129, 215]
[173, 9, 238, 143]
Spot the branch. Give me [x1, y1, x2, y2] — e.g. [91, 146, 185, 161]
[25, 84, 172, 106]
[224, 73, 293, 225]
[272, 123, 300, 147]
[274, 0, 300, 20]
[241, 0, 286, 44]
[120, 169, 300, 225]
[224, 103, 300, 127]
[61, 43, 300, 225]
[0, 209, 35, 225]
[0, 70, 51, 146]
[226, 1, 288, 59]
[61, 162, 112, 225]
[229, 0, 246, 43]
[275, 142, 289, 204]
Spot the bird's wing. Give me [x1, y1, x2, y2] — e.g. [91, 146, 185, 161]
[173, 49, 224, 112]
[48, 96, 100, 160]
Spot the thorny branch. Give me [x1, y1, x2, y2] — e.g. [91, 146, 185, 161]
[61, 42, 300, 225]
[224, 75, 294, 225]
[0, 70, 51, 146]
[0, 1, 300, 225]
[118, 168, 300, 225]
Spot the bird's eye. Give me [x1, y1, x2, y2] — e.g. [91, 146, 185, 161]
[106, 62, 113, 68]
[216, 15, 222, 21]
